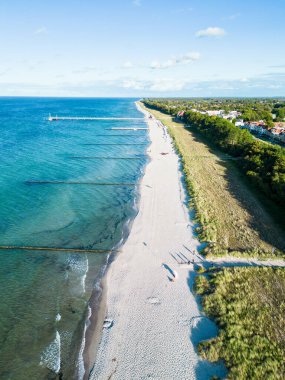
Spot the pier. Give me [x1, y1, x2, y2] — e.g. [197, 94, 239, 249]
[96, 134, 144, 137]
[106, 128, 148, 130]
[48, 115, 144, 121]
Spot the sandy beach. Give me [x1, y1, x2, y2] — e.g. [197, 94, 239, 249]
[89, 103, 226, 380]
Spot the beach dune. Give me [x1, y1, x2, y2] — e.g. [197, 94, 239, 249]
[90, 104, 226, 379]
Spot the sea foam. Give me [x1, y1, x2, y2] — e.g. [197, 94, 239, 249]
[40, 330, 61, 374]
[77, 305, 92, 380]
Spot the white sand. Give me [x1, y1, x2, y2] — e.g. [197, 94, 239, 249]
[90, 104, 226, 380]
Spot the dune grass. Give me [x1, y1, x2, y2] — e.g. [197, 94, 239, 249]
[140, 103, 285, 379]
[195, 267, 285, 380]
[141, 104, 285, 258]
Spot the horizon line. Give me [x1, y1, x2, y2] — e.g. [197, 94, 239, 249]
[0, 95, 285, 99]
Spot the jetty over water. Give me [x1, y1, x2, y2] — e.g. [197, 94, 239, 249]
[48, 115, 144, 121]
[106, 128, 148, 130]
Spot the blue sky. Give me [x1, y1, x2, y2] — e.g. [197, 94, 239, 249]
[0, 0, 285, 97]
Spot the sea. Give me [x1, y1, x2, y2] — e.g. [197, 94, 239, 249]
[0, 97, 149, 379]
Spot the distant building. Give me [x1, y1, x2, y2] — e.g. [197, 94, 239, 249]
[177, 111, 185, 119]
[235, 119, 244, 127]
[273, 121, 285, 129]
[206, 110, 224, 117]
[191, 107, 285, 144]
[271, 124, 285, 136]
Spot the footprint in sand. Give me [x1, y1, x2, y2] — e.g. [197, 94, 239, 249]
[147, 297, 161, 305]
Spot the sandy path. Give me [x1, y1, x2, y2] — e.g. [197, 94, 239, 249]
[90, 105, 226, 379]
[209, 256, 285, 268]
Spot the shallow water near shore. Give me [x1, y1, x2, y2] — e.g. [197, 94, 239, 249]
[0, 97, 148, 379]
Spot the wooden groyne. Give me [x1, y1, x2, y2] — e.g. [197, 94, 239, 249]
[105, 128, 148, 131]
[0, 245, 114, 253]
[96, 134, 144, 137]
[25, 180, 136, 186]
[67, 156, 144, 160]
[82, 143, 148, 146]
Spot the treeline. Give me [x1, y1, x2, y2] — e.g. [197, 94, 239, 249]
[273, 103, 285, 122]
[143, 99, 285, 206]
[143, 97, 285, 125]
[241, 108, 273, 125]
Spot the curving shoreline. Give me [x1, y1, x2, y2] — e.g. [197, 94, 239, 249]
[87, 103, 226, 379]
[82, 107, 150, 380]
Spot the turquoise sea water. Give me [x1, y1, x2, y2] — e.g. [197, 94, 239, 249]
[0, 98, 148, 379]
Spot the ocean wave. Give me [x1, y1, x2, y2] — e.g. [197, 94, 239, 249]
[0, 98, 149, 378]
[77, 305, 92, 380]
[40, 330, 61, 374]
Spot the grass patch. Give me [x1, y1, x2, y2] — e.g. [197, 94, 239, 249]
[195, 267, 285, 380]
[141, 103, 285, 258]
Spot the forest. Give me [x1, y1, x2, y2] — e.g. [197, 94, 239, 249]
[143, 99, 285, 206]
[143, 98, 285, 124]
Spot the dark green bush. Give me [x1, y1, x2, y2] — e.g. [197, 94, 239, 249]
[143, 100, 285, 205]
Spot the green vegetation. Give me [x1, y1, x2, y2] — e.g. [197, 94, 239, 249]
[183, 112, 285, 206]
[141, 102, 285, 257]
[195, 267, 285, 380]
[273, 103, 285, 122]
[143, 99, 285, 206]
[141, 100, 285, 380]
[142, 97, 285, 124]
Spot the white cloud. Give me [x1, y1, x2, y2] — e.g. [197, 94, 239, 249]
[123, 61, 133, 69]
[149, 79, 188, 92]
[72, 66, 97, 74]
[34, 27, 48, 35]
[122, 80, 145, 90]
[268, 64, 285, 69]
[0, 69, 9, 76]
[121, 78, 189, 92]
[132, 0, 141, 7]
[196, 27, 226, 38]
[150, 51, 200, 69]
[209, 84, 236, 90]
[2, 72, 285, 97]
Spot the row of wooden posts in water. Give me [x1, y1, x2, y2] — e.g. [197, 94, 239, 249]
[2, 122, 150, 253]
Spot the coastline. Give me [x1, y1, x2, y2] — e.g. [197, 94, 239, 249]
[87, 102, 226, 379]
[82, 108, 150, 379]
